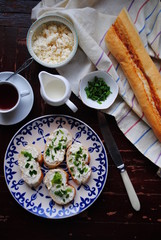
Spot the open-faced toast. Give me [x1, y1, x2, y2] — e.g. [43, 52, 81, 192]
[44, 168, 76, 205]
[44, 128, 72, 168]
[66, 142, 91, 185]
[18, 145, 43, 188]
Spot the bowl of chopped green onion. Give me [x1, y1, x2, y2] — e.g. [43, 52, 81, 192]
[79, 71, 118, 109]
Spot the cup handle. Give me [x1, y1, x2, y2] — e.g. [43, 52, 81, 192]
[20, 90, 30, 97]
[65, 99, 78, 113]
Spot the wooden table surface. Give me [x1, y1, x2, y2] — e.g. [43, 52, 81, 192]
[0, 1, 161, 239]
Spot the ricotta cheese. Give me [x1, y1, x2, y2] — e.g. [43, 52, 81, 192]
[32, 23, 74, 64]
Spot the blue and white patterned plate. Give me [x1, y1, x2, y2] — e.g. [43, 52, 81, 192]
[4, 115, 108, 219]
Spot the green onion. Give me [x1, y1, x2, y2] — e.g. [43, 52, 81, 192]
[59, 129, 64, 134]
[73, 160, 80, 167]
[70, 167, 74, 172]
[29, 169, 37, 176]
[54, 190, 64, 197]
[51, 171, 62, 185]
[25, 163, 30, 168]
[21, 151, 33, 161]
[54, 188, 72, 198]
[54, 142, 62, 153]
[85, 76, 112, 104]
[78, 167, 89, 174]
[45, 148, 50, 157]
[83, 154, 87, 159]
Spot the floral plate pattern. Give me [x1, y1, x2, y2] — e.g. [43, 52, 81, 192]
[4, 115, 108, 219]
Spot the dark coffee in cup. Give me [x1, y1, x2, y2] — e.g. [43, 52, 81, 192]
[0, 82, 19, 111]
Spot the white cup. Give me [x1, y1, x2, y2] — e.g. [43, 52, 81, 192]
[0, 81, 30, 114]
[39, 71, 78, 112]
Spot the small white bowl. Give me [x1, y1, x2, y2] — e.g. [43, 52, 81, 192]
[79, 71, 118, 110]
[26, 15, 78, 68]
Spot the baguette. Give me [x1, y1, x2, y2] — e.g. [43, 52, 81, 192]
[44, 168, 76, 205]
[66, 142, 91, 185]
[18, 145, 43, 188]
[44, 128, 72, 168]
[105, 8, 161, 142]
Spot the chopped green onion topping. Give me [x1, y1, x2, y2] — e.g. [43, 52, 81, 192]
[25, 163, 30, 169]
[21, 150, 38, 177]
[70, 167, 74, 172]
[45, 148, 50, 157]
[59, 129, 64, 134]
[83, 154, 87, 159]
[29, 169, 37, 176]
[21, 151, 33, 161]
[54, 188, 72, 198]
[85, 76, 112, 104]
[51, 171, 62, 185]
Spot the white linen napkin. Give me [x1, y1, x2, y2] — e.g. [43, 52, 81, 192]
[31, 0, 161, 168]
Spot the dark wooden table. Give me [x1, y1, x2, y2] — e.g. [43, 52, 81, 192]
[0, 1, 161, 239]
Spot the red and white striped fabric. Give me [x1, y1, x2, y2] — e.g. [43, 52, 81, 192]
[32, 0, 161, 167]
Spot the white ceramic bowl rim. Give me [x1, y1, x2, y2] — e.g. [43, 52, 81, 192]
[79, 71, 119, 110]
[26, 14, 78, 68]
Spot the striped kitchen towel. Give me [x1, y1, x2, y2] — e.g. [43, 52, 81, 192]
[31, 0, 161, 168]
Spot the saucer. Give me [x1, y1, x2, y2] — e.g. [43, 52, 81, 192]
[0, 72, 34, 125]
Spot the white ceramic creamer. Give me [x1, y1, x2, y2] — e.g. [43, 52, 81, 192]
[38, 71, 78, 112]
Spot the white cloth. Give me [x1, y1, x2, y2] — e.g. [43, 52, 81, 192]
[31, 0, 161, 168]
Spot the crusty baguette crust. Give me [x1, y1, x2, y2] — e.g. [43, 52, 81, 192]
[32, 171, 43, 188]
[44, 168, 76, 205]
[37, 151, 44, 166]
[66, 143, 91, 185]
[105, 8, 161, 142]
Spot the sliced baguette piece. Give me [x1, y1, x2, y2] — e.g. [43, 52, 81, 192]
[44, 128, 72, 169]
[66, 142, 91, 185]
[18, 145, 43, 188]
[44, 168, 76, 205]
[105, 8, 161, 142]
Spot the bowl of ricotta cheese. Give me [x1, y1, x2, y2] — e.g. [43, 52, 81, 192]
[27, 15, 78, 68]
